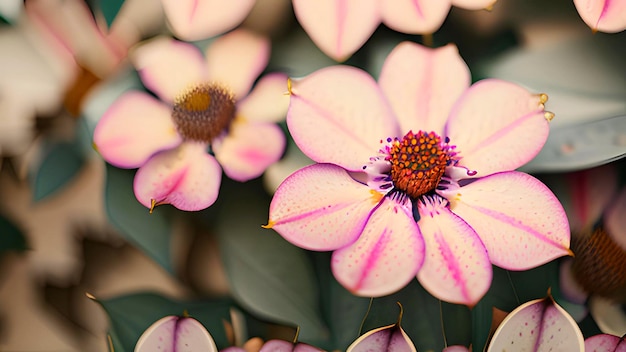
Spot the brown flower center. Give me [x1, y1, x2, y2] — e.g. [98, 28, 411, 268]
[172, 83, 236, 143]
[388, 130, 450, 199]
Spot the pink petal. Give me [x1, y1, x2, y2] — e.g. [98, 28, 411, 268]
[259, 340, 323, 352]
[212, 121, 285, 181]
[487, 295, 585, 351]
[346, 324, 417, 352]
[331, 197, 425, 297]
[287, 65, 399, 171]
[132, 37, 208, 103]
[605, 187, 626, 250]
[267, 163, 380, 251]
[161, 0, 256, 41]
[378, 42, 470, 136]
[416, 197, 492, 307]
[380, 0, 452, 34]
[293, 0, 380, 62]
[93, 91, 181, 169]
[445, 79, 550, 177]
[135, 316, 218, 352]
[442, 171, 571, 270]
[237, 73, 290, 123]
[451, 0, 497, 10]
[585, 334, 626, 352]
[134, 142, 222, 212]
[205, 29, 270, 99]
[442, 346, 471, 352]
[574, 0, 626, 33]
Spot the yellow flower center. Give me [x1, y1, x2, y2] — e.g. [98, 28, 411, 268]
[172, 83, 235, 143]
[388, 131, 450, 199]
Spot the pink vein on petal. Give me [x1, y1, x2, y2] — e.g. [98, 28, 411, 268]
[336, 0, 347, 57]
[189, 0, 199, 21]
[412, 0, 425, 18]
[272, 200, 373, 229]
[461, 109, 543, 158]
[433, 229, 471, 302]
[157, 167, 189, 203]
[291, 94, 375, 156]
[470, 204, 565, 250]
[353, 227, 390, 291]
[596, 0, 611, 29]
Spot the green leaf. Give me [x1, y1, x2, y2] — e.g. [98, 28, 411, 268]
[0, 214, 27, 253]
[215, 181, 328, 346]
[31, 140, 85, 201]
[104, 164, 174, 273]
[97, 0, 126, 28]
[92, 292, 234, 351]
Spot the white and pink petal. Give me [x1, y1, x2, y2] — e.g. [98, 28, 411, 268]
[237, 73, 290, 123]
[585, 334, 626, 352]
[380, 0, 452, 34]
[132, 37, 208, 103]
[212, 120, 285, 182]
[205, 29, 270, 99]
[442, 171, 571, 270]
[331, 197, 424, 297]
[287, 65, 399, 171]
[267, 163, 379, 251]
[133, 142, 222, 212]
[93, 91, 181, 169]
[135, 316, 218, 351]
[161, 0, 257, 41]
[293, 0, 380, 62]
[416, 197, 492, 307]
[378, 42, 470, 136]
[574, 0, 626, 33]
[445, 79, 550, 177]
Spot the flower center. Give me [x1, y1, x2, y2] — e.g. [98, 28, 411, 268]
[172, 83, 236, 143]
[388, 130, 450, 199]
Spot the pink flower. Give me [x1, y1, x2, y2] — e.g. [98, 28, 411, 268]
[266, 42, 571, 306]
[94, 29, 288, 212]
[161, 0, 257, 41]
[293, 0, 497, 61]
[573, 0, 626, 33]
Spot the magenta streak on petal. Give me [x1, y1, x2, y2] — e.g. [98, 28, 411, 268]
[189, 0, 199, 21]
[459, 109, 543, 159]
[291, 96, 375, 162]
[596, 0, 611, 29]
[531, 300, 550, 351]
[432, 228, 471, 302]
[172, 317, 181, 351]
[155, 167, 189, 204]
[273, 200, 373, 228]
[353, 227, 390, 291]
[336, 0, 347, 57]
[412, 0, 425, 19]
[470, 204, 565, 250]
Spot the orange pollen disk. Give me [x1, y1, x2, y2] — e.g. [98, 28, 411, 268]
[389, 131, 450, 199]
[172, 83, 236, 143]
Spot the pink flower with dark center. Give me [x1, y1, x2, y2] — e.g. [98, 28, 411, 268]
[94, 29, 288, 212]
[293, 0, 498, 61]
[266, 42, 571, 306]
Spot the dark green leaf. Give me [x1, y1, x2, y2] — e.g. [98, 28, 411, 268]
[0, 214, 27, 253]
[97, 0, 126, 28]
[93, 292, 233, 351]
[216, 182, 328, 345]
[31, 141, 85, 201]
[104, 164, 174, 273]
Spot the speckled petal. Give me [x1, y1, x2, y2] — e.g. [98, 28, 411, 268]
[93, 91, 181, 169]
[346, 324, 417, 352]
[133, 37, 208, 103]
[293, 0, 380, 62]
[331, 197, 424, 297]
[381, 0, 452, 34]
[288, 65, 399, 171]
[445, 79, 550, 177]
[585, 334, 626, 352]
[378, 42, 470, 136]
[205, 29, 270, 99]
[487, 295, 584, 351]
[267, 163, 379, 251]
[212, 121, 285, 182]
[134, 142, 221, 212]
[574, 0, 626, 33]
[237, 73, 290, 123]
[451, 0, 497, 10]
[135, 316, 218, 352]
[416, 197, 492, 307]
[161, 0, 256, 40]
[442, 171, 571, 270]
